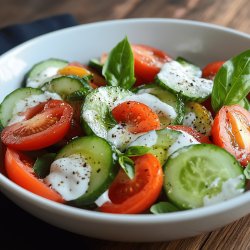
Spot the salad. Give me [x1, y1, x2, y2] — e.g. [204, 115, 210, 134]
[0, 37, 249, 214]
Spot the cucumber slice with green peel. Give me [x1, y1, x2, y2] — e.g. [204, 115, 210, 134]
[41, 75, 92, 100]
[156, 61, 213, 102]
[136, 84, 185, 125]
[88, 58, 103, 74]
[176, 57, 202, 77]
[0, 87, 43, 129]
[128, 129, 182, 165]
[55, 136, 118, 206]
[25, 58, 68, 88]
[183, 102, 213, 136]
[164, 144, 246, 209]
[81, 86, 132, 138]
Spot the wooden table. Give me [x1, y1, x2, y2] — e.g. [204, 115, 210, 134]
[0, 0, 249, 249]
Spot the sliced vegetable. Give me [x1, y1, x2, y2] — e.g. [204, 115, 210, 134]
[33, 153, 56, 178]
[212, 104, 250, 166]
[176, 57, 202, 77]
[202, 61, 225, 79]
[150, 201, 179, 214]
[1, 100, 73, 151]
[164, 144, 245, 209]
[5, 148, 64, 202]
[99, 154, 163, 214]
[58, 65, 91, 77]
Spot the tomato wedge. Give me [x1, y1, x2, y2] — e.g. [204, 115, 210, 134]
[167, 125, 211, 144]
[202, 61, 225, 79]
[112, 101, 160, 133]
[211, 105, 250, 166]
[99, 154, 163, 214]
[1, 100, 73, 151]
[5, 147, 64, 202]
[132, 44, 171, 83]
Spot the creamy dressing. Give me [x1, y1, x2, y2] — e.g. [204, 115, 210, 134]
[44, 155, 92, 201]
[107, 124, 144, 151]
[8, 91, 62, 125]
[27, 67, 60, 88]
[128, 130, 158, 148]
[203, 175, 245, 206]
[183, 112, 196, 127]
[113, 93, 177, 120]
[168, 130, 200, 155]
[158, 61, 213, 98]
[95, 190, 111, 207]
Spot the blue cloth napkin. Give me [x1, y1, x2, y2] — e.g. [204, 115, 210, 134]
[0, 13, 78, 55]
[0, 14, 97, 246]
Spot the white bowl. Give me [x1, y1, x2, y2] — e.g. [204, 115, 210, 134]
[0, 18, 249, 242]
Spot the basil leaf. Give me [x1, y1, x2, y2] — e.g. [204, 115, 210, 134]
[118, 155, 135, 179]
[125, 146, 150, 156]
[211, 50, 250, 112]
[33, 153, 56, 178]
[150, 202, 179, 214]
[244, 163, 250, 179]
[102, 37, 136, 89]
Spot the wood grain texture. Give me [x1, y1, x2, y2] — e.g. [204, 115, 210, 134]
[0, 0, 249, 249]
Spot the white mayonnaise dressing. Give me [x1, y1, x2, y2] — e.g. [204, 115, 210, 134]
[8, 91, 62, 125]
[107, 124, 144, 151]
[183, 112, 196, 127]
[158, 61, 213, 98]
[95, 190, 111, 207]
[168, 130, 200, 155]
[27, 67, 60, 88]
[44, 155, 92, 201]
[203, 175, 245, 206]
[113, 93, 177, 120]
[128, 130, 158, 148]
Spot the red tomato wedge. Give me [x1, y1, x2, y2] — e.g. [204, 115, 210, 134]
[112, 101, 160, 133]
[1, 100, 73, 151]
[167, 125, 211, 144]
[211, 105, 250, 166]
[202, 61, 225, 79]
[132, 44, 171, 83]
[5, 147, 64, 202]
[99, 154, 163, 214]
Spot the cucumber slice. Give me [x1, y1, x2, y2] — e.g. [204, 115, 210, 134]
[176, 57, 202, 77]
[81, 86, 132, 138]
[136, 84, 185, 125]
[183, 102, 213, 136]
[128, 129, 182, 165]
[164, 144, 246, 209]
[156, 61, 213, 102]
[0, 87, 43, 129]
[41, 75, 92, 100]
[56, 136, 117, 206]
[25, 58, 68, 88]
[88, 58, 103, 74]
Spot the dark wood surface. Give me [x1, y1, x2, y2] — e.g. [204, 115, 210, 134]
[0, 0, 249, 249]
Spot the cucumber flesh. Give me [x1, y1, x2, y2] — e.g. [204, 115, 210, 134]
[164, 144, 245, 209]
[157, 61, 213, 101]
[81, 86, 132, 138]
[41, 75, 92, 100]
[25, 58, 68, 88]
[53, 136, 117, 206]
[176, 57, 202, 77]
[0, 87, 43, 128]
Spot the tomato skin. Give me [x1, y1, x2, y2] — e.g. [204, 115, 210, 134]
[99, 154, 163, 214]
[211, 105, 250, 166]
[1, 100, 73, 151]
[112, 101, 160, 134]
[5, 147, 64, 202]
[202, 61, 225, 79]
[167, 125, 212, 144]
[132, 44, 171, 83]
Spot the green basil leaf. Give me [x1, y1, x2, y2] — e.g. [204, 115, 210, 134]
[211, 50, 250, 112]
[244, 163, 250, 179]
[150, 202, 179, 214]
[33, 153, 56, 178]
[118, 155, 135, 179]
[102, 37, 136, 89]
[125, 146, 150, 156]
